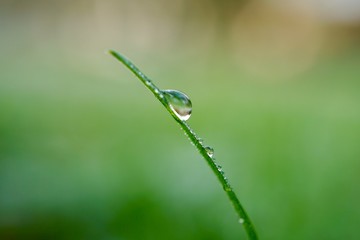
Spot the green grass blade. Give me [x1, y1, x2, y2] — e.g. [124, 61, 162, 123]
[109, 49, 258, 240]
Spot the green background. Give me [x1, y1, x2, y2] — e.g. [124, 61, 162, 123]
[1, 1, 360, 239]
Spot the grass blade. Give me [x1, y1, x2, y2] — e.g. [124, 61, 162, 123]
[109, 49, 258, 240]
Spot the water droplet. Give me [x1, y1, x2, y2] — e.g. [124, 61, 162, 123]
[239, 218, 244, 224]
[205, 146, 214, 157]
[162, 89, 192, 121]
[216, 163, 222, 171]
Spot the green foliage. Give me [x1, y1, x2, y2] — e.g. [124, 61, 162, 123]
[1, 47, 360, 239]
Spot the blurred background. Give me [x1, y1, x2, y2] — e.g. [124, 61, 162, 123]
[1, 0, 360, 239]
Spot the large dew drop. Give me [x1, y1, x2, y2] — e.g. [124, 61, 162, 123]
[162, 89, 192, 121]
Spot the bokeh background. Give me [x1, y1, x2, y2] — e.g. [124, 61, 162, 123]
[1, 0, 360, 239]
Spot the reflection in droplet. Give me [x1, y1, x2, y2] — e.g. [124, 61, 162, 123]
[162, 89, 192, 121]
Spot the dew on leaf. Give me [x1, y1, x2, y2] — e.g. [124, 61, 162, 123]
[205, 146, 214, 157]
[162, 89, 192, 121]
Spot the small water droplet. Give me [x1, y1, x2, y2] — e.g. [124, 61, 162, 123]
[162, 89, 192, 121]
[205, 146, 214, 157]
[138, 72, 146, 79]
[239, 218, 244, 224]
